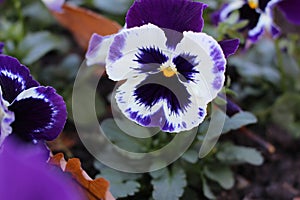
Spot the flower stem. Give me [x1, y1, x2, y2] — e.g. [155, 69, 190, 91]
[13, 0, 25, 41]
[275, 39, 286, 91]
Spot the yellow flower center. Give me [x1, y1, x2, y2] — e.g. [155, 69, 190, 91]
[248, 0, 258, 9]
[160, 62, 178, 78]
[161, 66, 177, 77]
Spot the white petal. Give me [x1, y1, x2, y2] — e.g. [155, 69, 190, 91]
[0, 87, 14, 146]
[174, 32, 226, 104]
[219, 1, 245, 21]
[160, 83, 208, 133]
[106, 23, 169, 81]
[86, 34, 114, 66]
[114, 75, 165, 127]
[41, 0, 65, 12]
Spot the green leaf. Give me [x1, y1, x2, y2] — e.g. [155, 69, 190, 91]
[271, 93, 300, 137]
[181, 187, 199, 200]
[222, 111, 257, 133]
[204, 165, 234, 189]
[68, 84, 105, 123]
[229, 39, 280, 84]
[100, 119, 151, 152]
[202, 176, 216, 200]
[231, 20, 248, 30]
[23, 2, 56, 26]
[150, 166, 187, 200]
[181, 149, 198, 164]
[198, 108, 226, 158]
[94, 161, 141, 198]
[0, 20, 24, 42]
[217, 143, 264, 166]
[19, 31, 69, 65]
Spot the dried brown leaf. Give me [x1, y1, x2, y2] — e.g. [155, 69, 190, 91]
[49, 153, 114, 200]
[51, 3, 122, 49]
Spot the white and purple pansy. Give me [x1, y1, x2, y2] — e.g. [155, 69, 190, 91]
[0, 55, 67, 146]
[86, 0, 239, 133]
[213, 0, 281, 42]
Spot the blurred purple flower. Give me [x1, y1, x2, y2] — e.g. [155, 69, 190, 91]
[0, 139, 84, 200]
[277, 0, 300, 25]
[0, 55, 67, 146]
[86, 0, 239, 132]
[213, 0, 281, 42]
[41, 0, 65, 12]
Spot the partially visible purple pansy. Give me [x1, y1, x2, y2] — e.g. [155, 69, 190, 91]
[213, 0, 281, 42]
[277, 0, 300, 25]
[86, 0, 239, 132]
[0, 55, 67, 146]
[0, 139, 83, 200]
[41, 0, 65, 12]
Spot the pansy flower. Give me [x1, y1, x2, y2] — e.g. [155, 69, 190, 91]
[0, 139, 84, 200]
[0, 55, 67, 146]
[86, 0, 239, 132]
[213, 0, 281, 42]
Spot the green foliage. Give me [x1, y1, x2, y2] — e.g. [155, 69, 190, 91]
[217, 143, 264, 165]
[204, 165, 234, 189]
[100, 119, 152, 152]
[222, 111, 257, 133]
[271, 93, 300, 138]
[201, 175, 216, 200]
[94, 162, 141, 198]
[19, 31, 69, 65]
[1, 0, 300, 199]
[150, 165, 187, 200]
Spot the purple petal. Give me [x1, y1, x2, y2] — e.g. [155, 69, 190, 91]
[0, 43, 4, 54]
[270, 24, 280, 38]
[42, 0, 65, 12]
[86, 34, 113, 66]
[277, 0, 300, 25]
[134, 73, 191, 116]
[248, 24, 265, 43]
[175, 31, 226, 99]
[173, 53, 199, 82]
[3, 135, 50, 160]
[9, 86, 67, 141]
[218, 39, 240, 58]
[116, 73, 206, 132]
[239, 4, 261, 30]
[133, 47, 168, 74]
[126, 0, 207, 33]
[106, 24, 168, 81]
[212, 1, 245, 25]
[0, 55, 39, 103]
[0, 139, 83, 200]
[211, 3, 229, 25]
[218, 94, 242, 117]
[135, 47, 168, 65]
